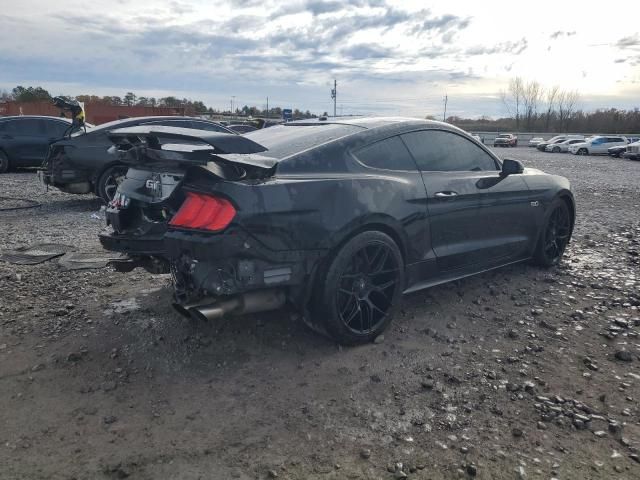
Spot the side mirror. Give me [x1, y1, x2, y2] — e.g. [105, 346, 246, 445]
[501, 158, 524, 175]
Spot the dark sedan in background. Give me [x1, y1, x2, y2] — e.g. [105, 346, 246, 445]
[40, 116, 235, 202]
[0, 115, 83, 173]
[100, 117, 575, 345]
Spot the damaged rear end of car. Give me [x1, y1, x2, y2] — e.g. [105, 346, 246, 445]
[100, 125, 310, 321]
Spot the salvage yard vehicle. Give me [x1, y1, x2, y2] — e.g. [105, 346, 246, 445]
[100, 117, 575, 344]
[535, 135, 584, 152]
[39, 116, 235, 202]
[622, 140, 640, 160]
[568, 135, 628, 156]
[493, 133, 518, 147]
[609, 138, 639, 158]
[544, 138, 585, 153]
[0, 116, 86, 172]
[528, 137, 544, 147]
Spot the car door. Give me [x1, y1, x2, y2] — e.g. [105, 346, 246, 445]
[401, 129, 534, 273]
[2, 118, 49, 164]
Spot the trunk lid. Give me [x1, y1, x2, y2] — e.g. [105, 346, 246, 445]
[100, 126, 274, 259]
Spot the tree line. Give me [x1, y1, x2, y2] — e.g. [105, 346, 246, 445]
[448, 77, 640, 134]
[0, 85, 317, 119]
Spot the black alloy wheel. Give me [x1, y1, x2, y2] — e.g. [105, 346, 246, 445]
[553, 147, 560, 153]
[534, 200, 571, 267]
[577, 148, 588, 156]
[315, 231, 404, 345]
[98, 165, 128, 203]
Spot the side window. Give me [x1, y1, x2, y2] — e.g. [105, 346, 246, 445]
[191, 121, 228, 133]
[353, 135, 416, 171]
[402, 130, 498, 172]
[5, 119, 44, 135]
[45, 120, 69, 137]
[591, 138, 603, 145]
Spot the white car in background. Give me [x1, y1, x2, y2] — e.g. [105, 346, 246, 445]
[569, 135, 629, 155]
[545, 138, 586, 153]
[529, 137, 544, 147]
[623, 140, 640, 160]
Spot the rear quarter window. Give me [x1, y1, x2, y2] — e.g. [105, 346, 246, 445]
[353, 136, 416, 171]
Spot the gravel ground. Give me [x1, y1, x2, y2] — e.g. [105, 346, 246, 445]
[0, 148, 639, 480]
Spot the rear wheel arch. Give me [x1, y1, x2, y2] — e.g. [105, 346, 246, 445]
[329, 218, 408, 266]
[301, 218, 408, 313]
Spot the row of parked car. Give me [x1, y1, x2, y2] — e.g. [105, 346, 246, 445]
[0, 115, 260, 201]
[528, 134, 640, 159]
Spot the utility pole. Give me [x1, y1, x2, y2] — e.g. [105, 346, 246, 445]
[331, 79, 337, 117]
[231, 95, 236, 118]
[443, 94, 448, 122]
[266, 96, 269, 119]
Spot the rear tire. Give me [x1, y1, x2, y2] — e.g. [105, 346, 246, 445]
[0, 151, 9, 173]
[312, 231, 405, 345]
[97, 165, 128, 203]
[533, 199, 572, 267]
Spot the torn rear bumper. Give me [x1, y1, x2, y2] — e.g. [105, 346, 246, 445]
[165, 228, 324, 305]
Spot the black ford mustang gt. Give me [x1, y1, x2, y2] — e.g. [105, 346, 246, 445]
[100, 117, 575, 344]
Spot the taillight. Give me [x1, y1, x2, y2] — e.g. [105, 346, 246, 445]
[169, 192, 236, 231]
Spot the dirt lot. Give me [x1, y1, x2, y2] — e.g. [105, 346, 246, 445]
[1, 148, 639, 480]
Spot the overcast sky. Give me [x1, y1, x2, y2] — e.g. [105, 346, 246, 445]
[1, 0, 639, 118]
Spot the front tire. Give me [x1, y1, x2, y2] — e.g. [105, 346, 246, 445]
[577, 148, 588, 156]
[97, 165, 128, 203]
[552, 147, 560, 153]
[313, 231, 405, 345]
[534, 200, 572, 267]
[0, 151, 9, 173]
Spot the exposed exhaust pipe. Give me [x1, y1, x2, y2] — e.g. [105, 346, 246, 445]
[183, 289, 286, 322]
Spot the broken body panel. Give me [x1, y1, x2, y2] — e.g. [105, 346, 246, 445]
[100, 119, 574, 340]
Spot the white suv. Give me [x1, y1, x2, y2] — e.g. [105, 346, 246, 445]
[569, 136, 628, 155]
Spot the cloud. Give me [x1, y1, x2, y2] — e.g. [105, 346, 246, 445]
[550, 30, 575, 39]
[341, 44, 395, 60]
[616, 34, 640, 49]
[465, 38, 528, 56]
[421, 14, 470, 32]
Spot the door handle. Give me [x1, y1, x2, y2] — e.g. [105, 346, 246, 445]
[434, 191, 458, 197]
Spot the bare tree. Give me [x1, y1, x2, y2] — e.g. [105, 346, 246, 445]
[500, 77, 524, 131]
[557, 89, 580, 131]
[522, 80, 542, 131]
[544, 85, 560, 132]
[563, 90, 580, 131]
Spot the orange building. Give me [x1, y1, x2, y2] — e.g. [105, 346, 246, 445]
[0, 100, 196, 125]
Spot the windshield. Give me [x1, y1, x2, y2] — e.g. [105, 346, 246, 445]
[244, 124, 364, 159]
[497, 134, 510, 138]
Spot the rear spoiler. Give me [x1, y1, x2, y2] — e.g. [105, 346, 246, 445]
[107, 125, 275, 170]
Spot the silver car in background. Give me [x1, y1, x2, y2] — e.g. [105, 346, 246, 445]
[545, 138, 586, 153]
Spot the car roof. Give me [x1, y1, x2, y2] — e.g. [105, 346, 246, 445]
[87, 116, 223, 132]
[0, 115, 72, 122]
